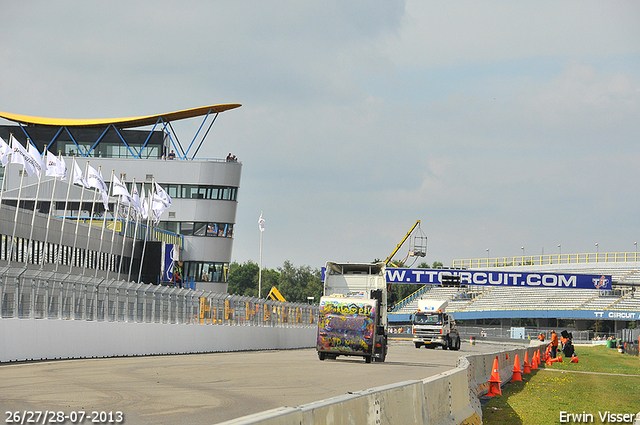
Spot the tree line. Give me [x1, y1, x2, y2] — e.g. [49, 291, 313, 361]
[227, 260, 443, 307]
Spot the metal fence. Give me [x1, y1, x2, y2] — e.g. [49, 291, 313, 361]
[0, 267, 318, 327]
[453, 251, 640, 269]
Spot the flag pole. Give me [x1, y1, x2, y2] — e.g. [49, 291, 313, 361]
[0, 137, 11, 219]
[95, 169, 114, 279]
[119, 178, 136, 281]
[40, 155, 59, 269]
[69, 160, 89, 273]
[25, 141, 45, 266]
[81, 170, 99, 276]
[7, 163, 25, 266]
[127, 203, 141, 282]
[56, 156, 75, 272]
[137, 183, 153, 284]
[107, 173, 123, 281]
[258, 211, 265, 298]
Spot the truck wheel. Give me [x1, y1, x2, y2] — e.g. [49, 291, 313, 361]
[451, 337, 461, 351]
[375, 345, 387, 362]
[318, 352, 326, 361]
[414, 342, 422, 349]
[365, 355, 372, 364]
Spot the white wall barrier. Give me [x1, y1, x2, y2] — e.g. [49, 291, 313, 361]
[0, 318, 317, 362]
[220, 342, 548, 425]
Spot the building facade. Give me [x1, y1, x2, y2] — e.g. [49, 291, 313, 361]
[0, 105, 241, 293]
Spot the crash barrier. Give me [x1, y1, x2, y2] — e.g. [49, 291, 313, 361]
[0, 269, 318, 362]
[0, 318, 317, 362]
[219, 342, 548, 425]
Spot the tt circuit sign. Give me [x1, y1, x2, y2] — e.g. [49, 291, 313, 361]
[386, 269, 612, 290]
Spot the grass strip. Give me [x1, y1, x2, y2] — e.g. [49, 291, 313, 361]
[482, 345, 640, 425]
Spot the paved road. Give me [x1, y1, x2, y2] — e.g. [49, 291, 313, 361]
[0, 340, 504, 424]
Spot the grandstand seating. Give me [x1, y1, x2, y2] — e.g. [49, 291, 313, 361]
[611, 289, 640, 311]
[395, 285, 639, 314]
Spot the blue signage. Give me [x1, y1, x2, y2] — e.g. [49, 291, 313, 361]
[162, 243, 179, 282]
[389, 309, 638, 322]
[385, 268, 612, 290]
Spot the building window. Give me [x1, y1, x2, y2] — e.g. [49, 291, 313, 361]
[158, 222, 234, 238]
[183, 261, 229, 282]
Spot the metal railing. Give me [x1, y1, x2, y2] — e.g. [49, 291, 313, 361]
[453, 252, 640, 269]
[0, 268, 318, 327]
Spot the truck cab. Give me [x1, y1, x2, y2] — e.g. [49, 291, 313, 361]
[412, 299, 461, 350]
[317, 262, 388, 363]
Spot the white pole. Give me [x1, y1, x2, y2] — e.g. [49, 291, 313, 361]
[258, 211, 265, 298]
[119, 178, 136, 281]
[95, 169, 114, 278]
[7, 160, 26, 266]
[25, 145, 45, 266]
[259, 228, 263, 298]
[40, 167, 58, 269]
[81, 172, 99, 276]
[107, 173, 123, 281]
[127, 205, 141, 282]
[56, 156, 75, 272]
[69, 160, 89, 273]
[137, 185, 153, 284]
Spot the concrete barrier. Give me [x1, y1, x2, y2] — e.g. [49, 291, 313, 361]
[0, 318, 317, 362]
[220, 342, 548, 425]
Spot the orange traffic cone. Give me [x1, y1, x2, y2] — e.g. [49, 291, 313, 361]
[486, 356, 502, 397]
[547, 355, 563, 364]
[523, 351, 531, 374]
[512, 354, 522, 381]
[531, 350, 538, 370]
[543, 346, 551, 362]
[570, 356, 579, 363]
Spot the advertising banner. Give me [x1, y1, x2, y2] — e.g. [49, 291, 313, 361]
[385, 268, 612, 290]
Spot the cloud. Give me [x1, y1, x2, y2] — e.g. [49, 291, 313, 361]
[0, 1, 639, 268]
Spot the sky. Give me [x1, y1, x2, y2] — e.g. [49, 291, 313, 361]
[1, 1, 639, 270]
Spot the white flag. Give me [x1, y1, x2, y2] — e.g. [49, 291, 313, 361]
[73, 161, 90, 188]
[258, 212, 265, 232]
[152, 182, 172, 221]
[139, 187, 148, 220]
[0, 136, 11, 166]
[131, 182, 142, 214]
[56, 153, 67, 180]
[45, 151, 67, 179]
[27, 143, 45, 179]
[112, 174, 133, 205]
[10, 135, 38, 176]
[86, 165, 109, 211]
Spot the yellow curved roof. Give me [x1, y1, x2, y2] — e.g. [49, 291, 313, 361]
[0, 104, 241, 128]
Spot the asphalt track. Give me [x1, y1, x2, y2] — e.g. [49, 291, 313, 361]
[0, 340, 503, 425]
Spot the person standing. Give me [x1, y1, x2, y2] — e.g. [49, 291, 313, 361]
[550, 330, 559, 358]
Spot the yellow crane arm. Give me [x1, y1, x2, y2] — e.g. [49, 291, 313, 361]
[384, 220, 421, 265]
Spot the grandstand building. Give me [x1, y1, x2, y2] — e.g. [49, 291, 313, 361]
[390, 261, 640, 336]
[0, 105, 241, 293]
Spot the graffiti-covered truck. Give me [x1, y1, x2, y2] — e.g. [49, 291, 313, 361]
[317, 262, 388, 363]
